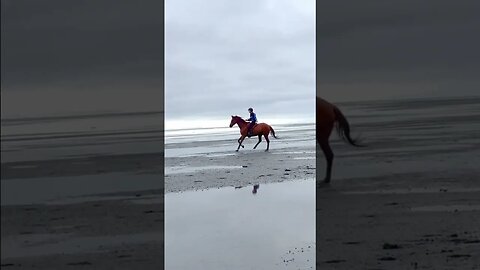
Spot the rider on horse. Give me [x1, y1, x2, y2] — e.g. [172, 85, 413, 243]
[246, 107, 257, 137]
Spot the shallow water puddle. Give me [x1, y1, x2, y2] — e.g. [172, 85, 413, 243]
[1, 173, 160, 206]
[165, 179, 315, 270]
[165, 165, 243, 175]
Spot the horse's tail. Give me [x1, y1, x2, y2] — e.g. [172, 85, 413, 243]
[333, 106, 364, 147]
[270, 126, 278, 139]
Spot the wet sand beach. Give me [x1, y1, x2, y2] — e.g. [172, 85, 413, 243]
[1, 112, 164, 269]
[165, 122, 315, 192]
[164, 122, 316, 269]
[165, 149, 315, 193]
[317, 96, 480, 269]
[2, 114, 315, 269]
[2, 97, 479, 269]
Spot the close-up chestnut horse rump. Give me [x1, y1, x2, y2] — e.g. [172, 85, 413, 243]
[316, 96, 362, 183]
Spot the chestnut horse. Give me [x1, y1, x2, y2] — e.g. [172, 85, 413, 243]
[229, 115, 277, 151]
[317, 97, 363, 183]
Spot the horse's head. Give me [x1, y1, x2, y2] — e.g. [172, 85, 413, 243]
[229, 115, 237, 127]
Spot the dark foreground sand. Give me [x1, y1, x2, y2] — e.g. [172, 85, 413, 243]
[1, 151, 164, 269]
[316, 97, 480, 269]
[1, 187, 164, 269]
[317, 171, 480, 269]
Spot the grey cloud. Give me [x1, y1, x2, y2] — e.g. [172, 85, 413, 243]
[165, 0, 315, 119]
[317, 0, 480, 101]
[1, 0, 163, 91]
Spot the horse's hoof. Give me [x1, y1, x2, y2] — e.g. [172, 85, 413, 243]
[241, 145, 244, 148]
[236, 150, 239, 152]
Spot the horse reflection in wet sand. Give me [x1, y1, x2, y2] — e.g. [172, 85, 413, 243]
[317, 97, 364, 183]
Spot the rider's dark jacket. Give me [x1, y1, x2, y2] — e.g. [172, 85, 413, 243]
[247, 112, 257, 123]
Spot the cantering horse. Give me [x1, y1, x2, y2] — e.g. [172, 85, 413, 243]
[229, 116, 277, 152]
[317, 97, 363, 183]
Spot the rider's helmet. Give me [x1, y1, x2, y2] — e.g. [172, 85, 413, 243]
[248, 108, 253, 112]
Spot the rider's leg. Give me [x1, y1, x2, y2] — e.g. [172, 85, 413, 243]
[248, 122, 254, 136]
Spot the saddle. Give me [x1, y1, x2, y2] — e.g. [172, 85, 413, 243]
[247, 123, 258, 137]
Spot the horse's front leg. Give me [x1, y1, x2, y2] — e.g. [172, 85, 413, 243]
[236, 136, 246, 151]
[237, 137, 245, 148]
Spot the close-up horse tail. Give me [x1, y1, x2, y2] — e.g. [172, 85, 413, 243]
[333, 106, 364, 147]
[269, 126, 278, 139]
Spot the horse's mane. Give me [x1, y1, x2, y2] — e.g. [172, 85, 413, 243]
[231, 115, 245, 122]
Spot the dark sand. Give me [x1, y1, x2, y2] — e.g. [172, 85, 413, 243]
[1, 175, 164, 269]
[1, 190, 163, 269]
[317, 97, 480, 269]
[1, 113, 164, 269]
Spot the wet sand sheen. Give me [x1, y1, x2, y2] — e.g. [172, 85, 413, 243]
[315, 97, 480, 269]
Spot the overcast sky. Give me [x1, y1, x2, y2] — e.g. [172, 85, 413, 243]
[318, 0, 480, 102]
[1, 0, 163, 118]
[2, 0, 478, 121]
[165, 0, 316, 125]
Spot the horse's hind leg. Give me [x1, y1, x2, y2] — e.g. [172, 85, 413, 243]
[319, 139, 334, 183]
[264, 134, 270, 151]
[253, 135, 262, 149]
